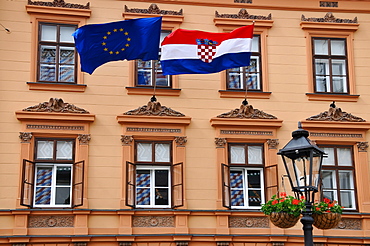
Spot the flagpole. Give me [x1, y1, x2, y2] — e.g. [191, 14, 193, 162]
[151, 60, 157, 102]
[243, 65, 250, 105]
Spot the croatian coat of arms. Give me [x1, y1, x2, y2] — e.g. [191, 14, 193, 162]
[196, 39, 218, 63]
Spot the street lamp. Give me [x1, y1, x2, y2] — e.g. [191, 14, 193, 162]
[277, 122, 326, 246]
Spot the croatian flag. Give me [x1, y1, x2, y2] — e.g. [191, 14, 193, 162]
[160, 24, 254, 75]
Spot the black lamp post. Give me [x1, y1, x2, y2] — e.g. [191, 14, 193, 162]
[277, 122, 326, 246]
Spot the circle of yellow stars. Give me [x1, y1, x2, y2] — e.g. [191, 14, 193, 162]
[101, 28, 131, 55]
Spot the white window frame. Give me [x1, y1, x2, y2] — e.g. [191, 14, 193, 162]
[230, 167, 265, 209]
[135, 165, 171, 208]
[34, 163, 73, 208]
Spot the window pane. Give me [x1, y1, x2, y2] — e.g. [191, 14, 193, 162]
[321, 170, 335, 189]
[231, 190, 244, 206]
[56, 166, 71, 185]
[155, 143, 170, 162]
[37, 141, 54, 159]
[251, 36, 259, 53]
[248, 190, 262, 206]
[228, 72, 242, 89]
[60, 26, 76, 43]
[315, 76, 330, 92]
[323, 191, 336, 201]
[332, 59, 346, 75]
[155, 170, 169, 187]
[247, 74, 259, 90]
[337, 148, 352, 166]
[137, 143, 152, 162]
[40, 46, 56, 63]
[315, 59, 329, 76]
[59, 65, 75, 83]
[56, 141, 73, 160]
[55, 187, 71, 205]
[333, 77, 347, 93]
[35, 187, 51, 205]
[41, 25, 57, 42]
[137, 70, 151, 85]
[331, 40, 346, 56]
[339, 170, 354, 189]
[136, 188, 150, 205]
[314, 39, 328, 55]
[248, 146, 263, 164]
[60, 47, 75, 64]
[36, 167, 52, 186]
[155, 188, 169, 205]
[136, 170, 151, 205]
[230, 171, 244, 189]
[247, 170, 261, 188]
[340, 190, 355, 208]
[39, 65, 56, 82]
[322, 147, 335, 165]
[230, 145, 245, 164]
[230, 171, 244, 206]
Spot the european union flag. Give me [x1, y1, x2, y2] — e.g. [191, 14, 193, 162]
[72, 17, 162, 74]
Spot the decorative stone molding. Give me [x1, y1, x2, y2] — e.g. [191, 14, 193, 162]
[310, 132, 362, 138]
[217, 242, 229, 246]
[221, 130, 273, 136]
[74, 243, 87, 246]
[78, 134, 91, 145]
[125, 4, 183, 16]
[267, 139, 279, 149]
[132, 216, 175, 227]
[301, 12, 357, 24]
[229, 216, 269, 228]
[119, 243, 132, 246]
[19, 132, 32, 143]
[28, 215, 74, 228]
[126, 127, 181, 133]
[320, 1, 338, 8]
[121, 135, 133, 145]
[313, 243, 325, 246]
[28, 0, 90, 9]
[272, 243, 284, 246]
[26, 124, 85, 131]
[124, 98, 185, 117]
[217, 102, 277, 119]
[175, 136, 187, 146]
[176, 242, 188, 246]
[22, 98, 90, 114]
[12, 244, 27, 246]
[215, 138, 227, 147]
[306, 102, 365, 122]
[215, 8, 271, 20]
[234, 0, 252, 3]
[335, 218, 361, 230]
[357, 142, 369, 152]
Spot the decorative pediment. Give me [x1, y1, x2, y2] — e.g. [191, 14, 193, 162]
[22, 98, 89, 114]
[306, 102, 365, 122]
[27, 0, 90, 9]
[301, 12, 357, 23]
[124, 4, 182, 16]
[217, 101, 277, 119]
[215, 9, 271, 20]
[124, 98, 185, 117]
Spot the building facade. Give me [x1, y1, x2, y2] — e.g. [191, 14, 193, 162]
[1, 0, 370, 245]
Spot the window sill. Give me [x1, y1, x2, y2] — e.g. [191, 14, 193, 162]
[126, 87, 181, 96]
[219, 90, 271, 99]
[27, 82, 86, 92]
[306, 93, 359, 102]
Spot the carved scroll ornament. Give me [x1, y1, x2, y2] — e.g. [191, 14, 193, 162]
[124, 99, 185, 117]
[28, 0, 90, 9]
[215, 8, 271, 20]
[301, 12, 357, 23]
[306, 102, 365, 122]
[125, 4, 182, 16]
[217, 102, 277, 119]
[23, 98, 89, 114]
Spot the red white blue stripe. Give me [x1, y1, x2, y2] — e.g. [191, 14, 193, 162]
[160, 24, 254, 75]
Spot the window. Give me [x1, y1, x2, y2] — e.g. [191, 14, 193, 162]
[312, 38, 348, 93]
[222, 143, 265, 209]
[320, 146, 356, 210]
[136, 31, 171, 88]
[226, 35, 262, 91]
[21, 138, 84, 208]
[126, 141, 183, 208]
[38, 23, 77, 83]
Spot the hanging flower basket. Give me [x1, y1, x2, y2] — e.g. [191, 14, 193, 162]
[269, 212, 300, 228]
[312, 212, 341, 230]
